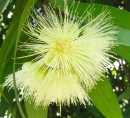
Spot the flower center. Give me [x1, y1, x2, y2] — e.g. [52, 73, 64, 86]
[56, 40, 70, 52]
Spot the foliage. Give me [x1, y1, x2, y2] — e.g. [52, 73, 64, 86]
[0, 0, 130, 118]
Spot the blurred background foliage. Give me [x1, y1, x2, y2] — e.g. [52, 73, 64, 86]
[0, 0, 130, 118]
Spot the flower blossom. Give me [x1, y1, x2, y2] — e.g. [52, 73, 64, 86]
[3, 1, 117, 107]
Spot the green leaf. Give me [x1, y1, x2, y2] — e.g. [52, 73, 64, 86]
[88, 77, 123, 118]
[24, 101, 48, 118]
[85, 104, 105, 118]
[7, 100, 28, 118]
[0, 0, 38, 83]
[112, 45, 130, 63]
[0, 14, 21, 95]
[0, 0, 38, 84]
[12, 0, 38, 117]
[0, 89, 15, 117]
[0, 0, 29, 88]
[123, 106, 130, 118]
[116, 27, 130, 46]
[50, 0, 130, 30]
[0, 0, 10, 13]
[118, 89, 130, 100]
[0, 0, 38, 117]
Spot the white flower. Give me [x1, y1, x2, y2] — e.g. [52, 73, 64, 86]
[5, 62, 90, 106]
[3, 1, 117, 107]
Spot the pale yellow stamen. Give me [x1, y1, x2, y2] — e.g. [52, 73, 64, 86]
[55, 40, 71, 52]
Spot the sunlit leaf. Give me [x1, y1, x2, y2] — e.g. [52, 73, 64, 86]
[12, 0, 38, 117]
[0, 0, 10, 13]
[24, 101, 48, 118]
[0, 0, 39, 117]
[0, 14, 21, 95]
[88, 77, 123, 118]
[116, 27, 130, 46]
[112, 45, 130, 63]
[50, 0, 130, 29]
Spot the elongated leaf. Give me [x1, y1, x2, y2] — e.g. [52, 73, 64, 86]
[0, 89, 15, 117]
[24, 101, 48, 118]
[12, 0, 38, 117]
[123, 106, 130, 118]
[116, 27, 130, 46]
[7, 100, 28, 118]
[0, 0, 39, 84]
[0, 14, 21, 95]
[14, 0, 37, 46]
[0, 0, 38, 83]
[88, 77, 123, 118]
[118, 89, 130, 100]
[0, 0, 40, 117]
[50, 0, 130, 30]
[112, 45, 130, 63]
[85, 104, 105, 118]
[0, 0, 10, 13]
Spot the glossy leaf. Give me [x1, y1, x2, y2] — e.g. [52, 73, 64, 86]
[0, 13, 21, 97]
[112, 45, 130, 63]
[118, 89, 130, 100]
[12, 0, 38, 117]
[0, 0, 37, 84]
[0, 0, 40, 117]
[0, 3, 27, 108]
[50, 0, 130, 29]
[0, 89, 15, 117]
[116, 27, 130, 46]
[24, 101, 48, 118]
[0, 0, 10, 13]
[88, 77, 123, 118]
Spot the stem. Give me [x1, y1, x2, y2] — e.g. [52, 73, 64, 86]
[13, 54, 25, 118]
[13, 71, 25, 118]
